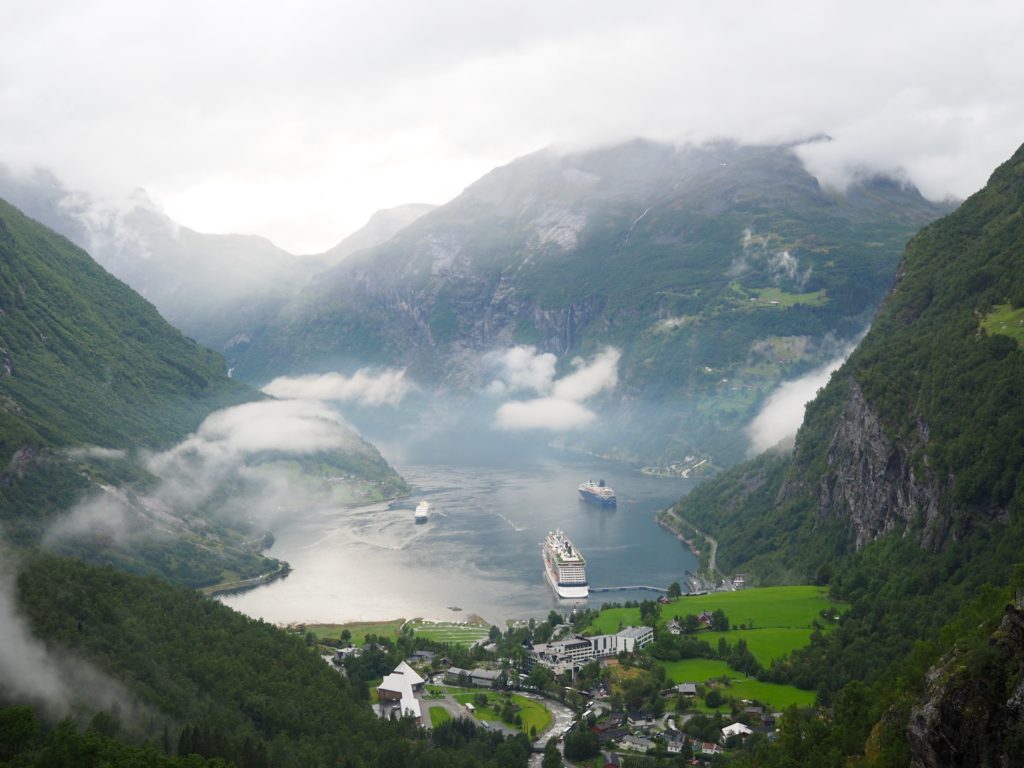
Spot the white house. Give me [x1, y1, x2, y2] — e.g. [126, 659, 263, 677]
[376, 661, 426, 725]
[722, 722, 753, 739]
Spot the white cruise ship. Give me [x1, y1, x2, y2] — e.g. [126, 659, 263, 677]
[414, 500, 430, 524]
[578, 479, 616, 506]
[542, 529, 589, 599]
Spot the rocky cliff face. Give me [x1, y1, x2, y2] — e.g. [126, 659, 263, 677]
[807, 380, 950, 551]
[908, 603, 1024, 767]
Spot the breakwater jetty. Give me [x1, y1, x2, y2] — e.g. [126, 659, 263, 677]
[589, 585, 668, 594]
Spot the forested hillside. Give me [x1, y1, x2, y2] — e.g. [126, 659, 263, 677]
[3, 554, 528, 768]
[0, 197, 251, 461]
[0, 196, 254, 551]
[666, 142, 1024, 764]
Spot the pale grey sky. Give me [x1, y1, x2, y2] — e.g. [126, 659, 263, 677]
[2, 0, 1022, 252]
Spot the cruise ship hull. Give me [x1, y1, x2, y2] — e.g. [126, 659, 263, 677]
[578, 489, 617, 507]
[544, 564, 589, 599]
[542, 528, 589, 599]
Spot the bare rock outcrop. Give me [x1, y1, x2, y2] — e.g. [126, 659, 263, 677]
[814, 381, 949, 550]
[907, 604, 1024, 767]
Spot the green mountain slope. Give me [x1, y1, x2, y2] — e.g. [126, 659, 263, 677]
[230, 139, 950, 465]
[671, 141, 1024, 577]
[0, 197, 251, 459]
[0, 166, 303, 343]
[665, 143, 1024, 764]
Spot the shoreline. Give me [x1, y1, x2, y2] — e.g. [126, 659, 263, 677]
[201, 561, 292, 597]
[656, 507, 724, 591]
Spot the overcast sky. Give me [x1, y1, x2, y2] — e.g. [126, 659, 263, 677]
[3, 1, 1022, 253]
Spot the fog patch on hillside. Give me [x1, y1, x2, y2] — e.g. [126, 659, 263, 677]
[262, 368, 410, 406]
[0, 546, 142, 720]
[144, 399, 368, 523]
[746, 346, 855, 455]
[44, 399, 383, 549]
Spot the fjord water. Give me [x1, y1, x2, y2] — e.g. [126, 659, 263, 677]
[221, 447, 699, 625]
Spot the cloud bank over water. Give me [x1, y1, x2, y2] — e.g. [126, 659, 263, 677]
[490, 346, 620, 431]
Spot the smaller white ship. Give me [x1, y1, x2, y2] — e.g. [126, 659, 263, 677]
[414, 500, 430, 524]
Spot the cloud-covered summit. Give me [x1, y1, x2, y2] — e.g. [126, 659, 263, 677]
[1, 2, 1021, 252]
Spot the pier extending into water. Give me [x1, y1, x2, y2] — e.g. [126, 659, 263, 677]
[589, 585, 668, 594]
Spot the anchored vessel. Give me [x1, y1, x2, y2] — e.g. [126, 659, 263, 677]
[414, 500, 430, 524]
[578, 479, 617, 507]
[542, 529, 589, 599]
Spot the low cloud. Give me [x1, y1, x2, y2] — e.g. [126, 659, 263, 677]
[43, 487, 136, 548]
[0, 548, 140, 719]
[145, 399, 364, 516]
[767, 250, 811, 290]
[552, 347, 620, 401]
[729, 229, 811, 290]
[484, 346, 558, 397]
[746, 346, 856, 455]
[491, 346, 620, 432]
[262, 369, 410, 407]
[45, 399, 375, 546]
[494, 397, 598, 431]
[62, 446, 128, 461]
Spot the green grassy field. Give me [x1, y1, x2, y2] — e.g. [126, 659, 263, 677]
[429, 706, 451, 727]
[658, 658, 734, 682]
[302, 620, 405, 645]
[666, 585, 842, 628]
[702, 627, 820, 666]
[410, 620, 491, 645]
[982, 303, 1024, 346]
[587, 586, 841, 637]
[587, 587, 843, 686]
[749, 286, 829, 307]
[301, 618, 491, 647]
[585, 607, 643, 634]
[452, 692, 552, 735]
[656, 659, 814, 710]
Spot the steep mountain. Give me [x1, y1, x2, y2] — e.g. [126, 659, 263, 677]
[316, 202, 436, 267]
[0, 196, 253, 470]
[907, 597, 1024, 767]
[0, 196, 405, 585]
[670, 141, 1024, 577]
[0, 166, 305, 344]
[229, 139, 951, 465]
[663, 143, 1024, 763]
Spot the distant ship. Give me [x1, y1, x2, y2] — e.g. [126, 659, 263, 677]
[578, 479, 616, 507]
[414, 500, 430, 524]
[542, 529, 589, 599]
